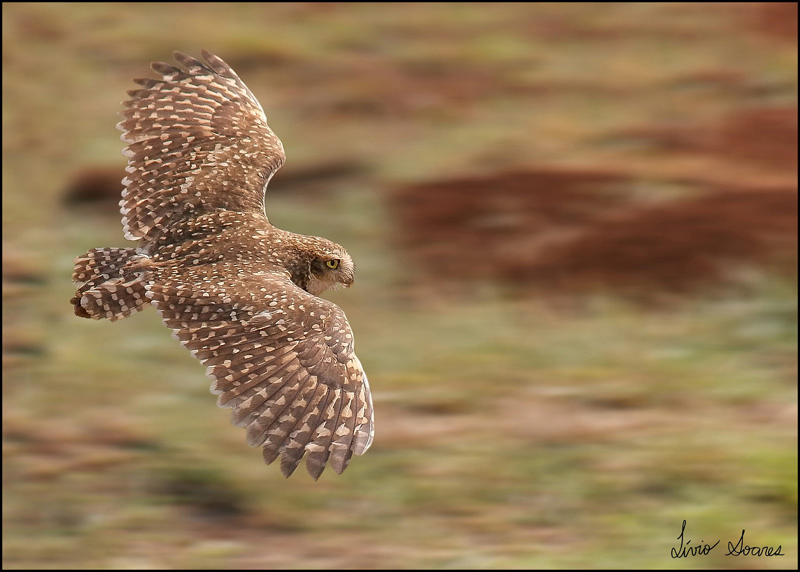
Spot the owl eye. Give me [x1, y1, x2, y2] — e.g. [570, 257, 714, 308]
[326, 259, 340, 269]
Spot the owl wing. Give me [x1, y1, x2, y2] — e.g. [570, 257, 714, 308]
[145, 271, 374, 480]
[117, 50, 286, 245]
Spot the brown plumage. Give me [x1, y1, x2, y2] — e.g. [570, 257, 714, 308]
[70, 50, 374, 480]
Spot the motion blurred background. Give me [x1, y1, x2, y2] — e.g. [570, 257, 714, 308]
[2, 3, 796, 568]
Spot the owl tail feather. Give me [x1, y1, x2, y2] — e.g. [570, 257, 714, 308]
[71, 247, 150, 321]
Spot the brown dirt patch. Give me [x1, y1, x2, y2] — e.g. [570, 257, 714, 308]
[613, 105, 798, 176]
[62, 166, 124, 206]
[706, 106, 798, 174]
[748, 2, 798, 43]
[513, 186, 798, 299]
[389, 168, 633, 285]
[391, 169, 797, 301]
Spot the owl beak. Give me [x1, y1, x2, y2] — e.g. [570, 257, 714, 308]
[344, 276, 354, 288]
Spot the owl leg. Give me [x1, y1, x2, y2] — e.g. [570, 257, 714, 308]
[71, 247, 150, 321]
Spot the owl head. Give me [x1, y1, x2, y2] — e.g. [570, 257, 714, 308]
[307, 241, 355, 296]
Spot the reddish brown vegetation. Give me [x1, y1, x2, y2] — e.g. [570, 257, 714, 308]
[513, 187, 798, 298]
[391, 169, 797, 301]
[389, 169, 632, 283]
[62, 166, 124, 206]
[749, 2, 798, 43]
[614, 105, 798, 176]
[705, 106, 798, 174]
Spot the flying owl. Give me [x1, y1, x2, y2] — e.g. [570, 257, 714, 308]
[70, 50, 374, 480]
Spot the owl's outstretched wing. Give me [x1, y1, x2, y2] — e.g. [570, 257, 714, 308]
[145, 271, 374, 479]
[117, 50, 285, 245]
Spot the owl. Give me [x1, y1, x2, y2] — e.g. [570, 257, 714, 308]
[70, 50, 374, 480]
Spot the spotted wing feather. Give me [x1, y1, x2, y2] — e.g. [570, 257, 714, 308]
[71, 247, 149, 320]
[118, 50, 286, 245]
[145, 272, 374, 479]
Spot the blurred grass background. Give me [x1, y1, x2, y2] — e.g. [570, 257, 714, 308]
[2, 2, 797, 569]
